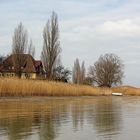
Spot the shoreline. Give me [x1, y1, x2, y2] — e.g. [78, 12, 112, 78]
[0, 95, 140, 102]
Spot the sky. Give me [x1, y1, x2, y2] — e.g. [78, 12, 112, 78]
[0, 0, 140, 86]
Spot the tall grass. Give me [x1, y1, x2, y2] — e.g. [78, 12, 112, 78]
[0, 78, 112, 97]
[112, 86, 140, 96]
[0, 78, 140, 97]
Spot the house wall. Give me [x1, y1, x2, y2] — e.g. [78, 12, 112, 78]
[30, 73, 36, 79]
[21, 73, 26, 79]
[0, 73, 16, 77]
[0, 72, 39, 79]
[21, 73, 37, 79]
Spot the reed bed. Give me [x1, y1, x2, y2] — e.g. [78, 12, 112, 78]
[0, 78, 112, 97]
[0, 78, 140, 97]
[112, 86, 140, 96]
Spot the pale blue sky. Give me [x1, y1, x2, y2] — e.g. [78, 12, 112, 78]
[0, 0, 140, 86]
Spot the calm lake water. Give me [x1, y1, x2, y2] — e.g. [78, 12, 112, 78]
[0, 96, 140, 140]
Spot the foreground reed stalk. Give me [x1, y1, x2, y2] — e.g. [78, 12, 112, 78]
[0, 78, 140, 97]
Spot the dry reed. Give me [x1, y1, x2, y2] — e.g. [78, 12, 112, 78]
[0, 78, 139, 97]
[0, 78, 111, 97]
[111, 86, 140, 96]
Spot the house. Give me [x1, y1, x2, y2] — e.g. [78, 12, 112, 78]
[0, 54, 44, 79]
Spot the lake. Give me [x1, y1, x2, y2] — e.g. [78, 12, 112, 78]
[0, 96, 140, 140]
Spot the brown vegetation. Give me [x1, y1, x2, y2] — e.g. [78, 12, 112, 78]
[41, 12, 61, 80]
[0, 78, 140, 97]
[89, 53, 124, 87]
[111, 86, 140, 96]
[0, 78, 110, 97]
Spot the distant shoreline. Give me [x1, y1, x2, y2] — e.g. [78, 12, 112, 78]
[0, 78, 140, 97]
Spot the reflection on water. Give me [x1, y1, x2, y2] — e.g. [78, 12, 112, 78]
[0, 97, 140, 140]
[93, 97, 122, 140]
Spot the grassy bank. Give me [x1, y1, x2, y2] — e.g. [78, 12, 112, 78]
[112, 86, 140, 96]
[0, 78, 140, 97]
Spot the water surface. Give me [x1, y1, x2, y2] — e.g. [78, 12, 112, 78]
[0, 97, 140, 140]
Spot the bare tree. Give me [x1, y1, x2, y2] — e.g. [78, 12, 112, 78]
[72, 58, 86, 84]
[12, 23, 28, 77]
[72, 58, 80, 84]
[89, 53, 124, 87]
[81, 61, 86, 84]
[28, 39, 35, 57]
[41, 12, 61, 80]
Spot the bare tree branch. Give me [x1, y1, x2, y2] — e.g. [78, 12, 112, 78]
[12, 23, 28, 77]
[89, 53, 124, 87]
[72, 58, 86, 84]
[28, 39, 35, 57]
[41, 12, 61, 80]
